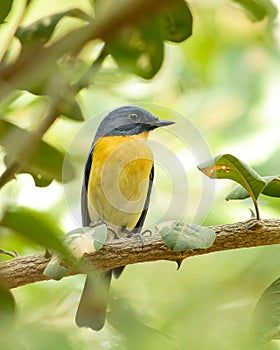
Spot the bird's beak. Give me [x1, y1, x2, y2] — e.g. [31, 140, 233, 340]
[152, 119, 175, 128]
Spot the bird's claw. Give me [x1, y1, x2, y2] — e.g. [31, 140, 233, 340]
[89, 219, 106, 228]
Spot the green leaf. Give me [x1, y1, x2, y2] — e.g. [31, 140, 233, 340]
[156, 221, 216, 251]
[0, 119, 75, 185]
[0, 0, 13, 24]
[231, 0, 278, 22]
[0, 277, 15, 326]
[198, 153, 265, 199]
[0, 206, 68, 256]
[226, 176, 280, 200]
[252, 277, 280, 342]
[16, 9, 92, 47]
[160, 0, 192, 43]
[106, 20, 164, 79]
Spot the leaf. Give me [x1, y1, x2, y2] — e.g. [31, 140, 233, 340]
[64, 225, 108, 256]
[57, 94, 84, 121]
[106, 20, 164, 79]
[198, 154, 266, 202]
[16, 9, 92, 47]
[107, 296, 178, 349]
[0, 206, 68, 256]
[160, 0, 193, 43]
[0, 0, 13, 24]
[262, 176, 280, 197]
[0, 119, 75, 185]
[44, 225, 107, 280]
[43, 256, 70, 281]
[226, 176, 280, 200]
[252, 277, 280, 342]
[0, 277, 15, 326]
[156, 221, 216, 251]
[231, 0, 278, 22]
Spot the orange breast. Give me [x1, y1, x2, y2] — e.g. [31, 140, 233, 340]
[87, 132, 153, 231]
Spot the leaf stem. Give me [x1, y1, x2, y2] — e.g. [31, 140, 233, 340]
[252, 198, 261, 220]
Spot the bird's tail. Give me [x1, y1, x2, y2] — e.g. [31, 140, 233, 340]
[75, 270, 112, 331]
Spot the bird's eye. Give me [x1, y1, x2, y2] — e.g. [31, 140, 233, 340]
[129, 113, 139, 122]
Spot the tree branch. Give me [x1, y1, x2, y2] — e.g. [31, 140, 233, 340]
[1, 218, 280, 289]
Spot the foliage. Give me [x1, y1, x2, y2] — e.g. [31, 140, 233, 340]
[0, 0, 279, 349]
[157, 220, 216, 251]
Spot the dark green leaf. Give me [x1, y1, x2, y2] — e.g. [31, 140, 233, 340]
[160, 0, 192, 43]
[252, 277, 280, 342]
[198, 154, 266, 201]
[0, 277, 15, 326]
[25, 170, 53, 187]
[106, 20, 164, 79]
[226, 176, 280, 200]
[0, 206, 68, 256]
[231, 0, 278, 22]
[157, 221, 216, 251]
[0, 120, 75, 185]
[263, 176, 280, 197]
[0, 0, 13, 24]
[16, 9, 92, 47]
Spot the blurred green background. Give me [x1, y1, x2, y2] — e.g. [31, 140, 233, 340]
[0, 0, 280, 349]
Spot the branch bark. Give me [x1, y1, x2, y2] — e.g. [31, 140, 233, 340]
[1, 218, 280, 289]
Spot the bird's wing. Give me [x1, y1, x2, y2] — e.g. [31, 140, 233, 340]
[133, 165, 154, 232]
[81, 148, 94, 226]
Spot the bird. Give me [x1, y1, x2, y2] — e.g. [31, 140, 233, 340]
[75, 105, 174, 331]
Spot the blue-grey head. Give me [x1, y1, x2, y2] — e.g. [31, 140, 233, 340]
[94, 106, 174, 142]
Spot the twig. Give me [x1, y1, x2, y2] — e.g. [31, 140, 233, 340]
[1, 218, 280, 289]
[0, 0, 164, 100]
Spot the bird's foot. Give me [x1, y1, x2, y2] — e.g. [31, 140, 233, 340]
[121, 228, 152, 246]
[108, 228, 122, 240]
[89, 219, 106, 228]
[90, 220, 121, 240]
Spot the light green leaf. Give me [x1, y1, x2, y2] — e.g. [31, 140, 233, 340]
[0, 0, 13, 24]
[231, 0, 278, 23]
[0, 119, 75, 185]
[43, 256, 69, 281]
[0, 206, 68, 256]
[92, 224, 108, 250]
[252, 277, 280, 342]
[44, 225, 108, 280]
[160, 0, 192, 43]
[226, 175, 280, 200]
[156, 221, 216, 251]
